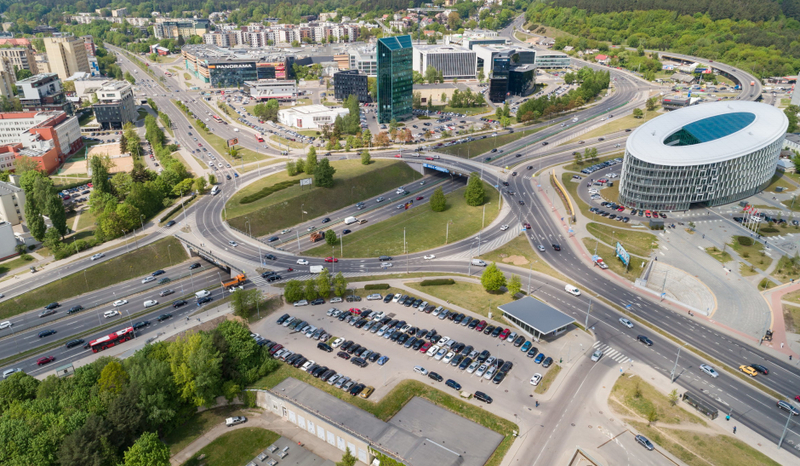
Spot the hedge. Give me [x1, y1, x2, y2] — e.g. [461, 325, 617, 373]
[420, 278, 455, 286]
[55, 179, 91, 190]
[364, 283, 390, 290]
[736, 236, 755, 246]
[240, 179, 301, 204]
[159, 193, 196, 223]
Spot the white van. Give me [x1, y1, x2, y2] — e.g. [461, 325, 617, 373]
[309, 265, 324, 274]
[196, 290, 211, 298]
[344, 216, 358, 225]
[471, 259, 487, 267]
[233, 128, 239, 132]
[211, 186, 220, 196]
[565, 285, 581, 296]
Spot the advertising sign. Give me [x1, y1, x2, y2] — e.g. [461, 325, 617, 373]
[227, 138, 238, 147]
[300, 178, 313, 186]
[615, 242, 630, 266]
[423, 163, 449, 174]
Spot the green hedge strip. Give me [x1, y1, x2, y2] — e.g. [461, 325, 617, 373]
[240, 179, 301, 204]
[364, 283, 390, 290]
[420, 279, 455, 286]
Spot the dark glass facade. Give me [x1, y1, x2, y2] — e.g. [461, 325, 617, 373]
[377, 35, 413, 124]
[207, 61, 257, 88]
[334, 70, 370, 103]
[509, 67, 535, 97]
[489, 78, 508, 103]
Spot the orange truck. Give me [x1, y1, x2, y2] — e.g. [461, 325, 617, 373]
[310, 232, 325, 243]
[222, 273, 246, 288]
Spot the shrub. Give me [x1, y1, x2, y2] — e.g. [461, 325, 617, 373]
[420, 278, 455, 286]
[240, 179, 301, 204]
[736, 236, 755, 246]
[760, 227, 779, 233]
[364, 283, 390, 290]
[160, 194, 196, 223]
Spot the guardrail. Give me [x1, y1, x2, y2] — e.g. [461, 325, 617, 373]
[551, 169, 575, 223]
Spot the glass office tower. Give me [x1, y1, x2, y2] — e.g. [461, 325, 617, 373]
[377, 35, 413, 124]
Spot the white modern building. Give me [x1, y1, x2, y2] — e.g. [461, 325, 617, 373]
[244, 79, 297, 101]
[533, 51, 570, 69]
[0, 221, 18, 260]
[0, 181, 24, 225]
[619, 101, 788, 211]
[278, 104, 350, 129]
[348, 46, 377, 77]
[412, 45, 477, 79]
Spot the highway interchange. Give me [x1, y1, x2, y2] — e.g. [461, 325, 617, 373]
[0, 25, 797, 462]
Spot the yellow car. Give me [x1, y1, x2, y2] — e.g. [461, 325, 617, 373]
[359, 386, 375, 399]
[740, 365, 758, 377]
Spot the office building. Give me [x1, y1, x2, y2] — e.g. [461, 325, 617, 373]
[0, 181, 25, 225]
[509, 65, 535, 97]
[182, 44, 294, 88]
[278, 104, 350, 129]
[16, 73, 74, 115]
[412, 45, 476, 79]
[348, 46, 378, 77]
[92, 81, 137, 130]
[661, 96, 692, 110]
[333, 70, 370, 103]
[34, 54, 49, 74]
[533, 51, 570, 69]
[82, 35, 96, 57]
[791, 72, 800, 106]
[244, 79, 296, 101]
[377, 35, 413, 124]
[0, 38, 38, 75]
[44, 34, 90, 81]
[154, 19, 210, 40]
[0, 111, 82, 173]
[0, 57, 15, 98]
[619, 101, 787, 211]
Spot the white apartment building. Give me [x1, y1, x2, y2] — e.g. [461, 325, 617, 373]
[0, 181, 25, 225]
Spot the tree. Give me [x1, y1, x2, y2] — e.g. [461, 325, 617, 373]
[574, 151, 583, 166]
[316, 268, 332, 298]
[286, 161, 298, 176]
[374, 131, 391, 147]
[90, 155, 113, 194]
[314, 158, 336, 188]
[477, 68, 485, 83]
[284, 280, 304, 302]
[633, 108, 644, 119]
[360, 150, 371, 165]
[14, 67, 32, 80]
[787, 105, 800, 133]
[231, 288, 260, 320]
[306, 146, 318, 174]
[58, 414, 115, 466]
[46, 191, 68, 237]
[507, 274, 522, 296]
[430, 186, 446, 212]
[645, 97, 657, 112]
[480, 263, 506, 292]
[98, 360, 129, 395]
[668, 389, 679, 407]
[412, 71, 424, 84]
[325, 229, 338, 246]
[425, 65, 438, 84]
[333, 272, 348, 297]
[124, 71, 136, 84]
[14, 156, 40, 176]
[464, 173, 485, 206]
[208, 173, 217, 185]
[193, 176, 208, 194]
[304, 279, 318, 301]
[123, 432, 170, 466]
[25, 197, 46, 242]
[119, 133, 128, 155]
[337, 447, 357, 466]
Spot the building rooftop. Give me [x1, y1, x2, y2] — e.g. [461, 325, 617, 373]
[414, 45, 473, 54]
[378, 35, 413, 51]
[183, 44, 293, 62]
[0, 181, 22, 196]
[15, 73, 59, 86]
[279, 104, 348, 115]
[98, 81, 131, 91]
[498, 296, 576, 334]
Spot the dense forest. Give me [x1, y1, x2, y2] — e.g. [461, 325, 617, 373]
[528, 3, 800, 77]
[550, 0, 790, 22]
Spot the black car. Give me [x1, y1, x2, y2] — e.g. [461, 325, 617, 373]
[474, 391, 493, 403]
[542, 357, 553, 368]
[166, 220, 176, 227]
[484, 325, 495, 335]
[189, 263, 201, 270]
[44, 302, 60, 310]
[351, 357, 368, 368]
[276, 313, 290, 324]
[750, 364, 769, 375]
[151, 270, 166, 276]
[38, 329, 57, 338]
[552, 244, 561, 251]
[637, 335, 653, 346]
[198, 296, 213, 305]
[268, 237, 279, 243]
[157, 313, 172, 322]
[317, 342, 333, 352]
[491, 326, 503, 338]
[67, 305, 84, 314]
[468, 319, 479, 329]
[310, 298, 325, 305]
[513, 335, 525, 347]
[349, 383, 366, 396]
[264, 254, 277, 260]
[519, 200, 524, 205]
[133, 321, 150, 330]
[321, 217, 331, 224]
[337, 351, 351, 360]
[428, 371, 443, 382]
[173, 299, 188, 308]
[267, 275, 282, 282]
[65, 338, 85, 349]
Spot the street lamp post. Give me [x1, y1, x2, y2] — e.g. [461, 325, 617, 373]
[670, 344, 687, 383]
[167, 245, 172, 267]
[121, 230, 130, 254]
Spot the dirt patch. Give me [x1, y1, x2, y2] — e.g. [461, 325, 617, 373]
[163, 314, 237, 342]
[500, 254, 529, 266]
[784, 304, 798, 333]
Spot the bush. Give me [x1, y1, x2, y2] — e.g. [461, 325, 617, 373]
[760, 227, 779, 233]
[364, 283, 390, 290]
[55, 179, 92, 190]
[160, 194, 196, 223]
[420, 278, 455, 286]
[736, 236, 755, 246]
[240, 179, 301, 204]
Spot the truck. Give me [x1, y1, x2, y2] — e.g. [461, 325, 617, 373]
[592, 255, 608, 269]
[309, 265, 324, 274]
[89, 326, 135, 353]
[310, 232, 325, 243]
[344, 216, 358, 225]
[222, 273, 246, 289]
[750, 81, 755, 86]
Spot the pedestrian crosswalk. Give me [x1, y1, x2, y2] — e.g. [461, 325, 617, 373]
[592, 341, 631, 364]
[438, 229, 519, 261]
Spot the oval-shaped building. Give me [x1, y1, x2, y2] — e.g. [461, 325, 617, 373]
[618, 101, 788, 211]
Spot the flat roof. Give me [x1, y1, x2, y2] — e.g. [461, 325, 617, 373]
[628, 101, 788, 166]
[279, 104, 349, 116]
[498, 296, 576, 334]
[248, 436, 335, 466]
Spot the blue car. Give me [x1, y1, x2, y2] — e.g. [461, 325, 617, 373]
[534, 353, 545, 364]
[520, 341, 532, 352]
[445, 379, 461, 391]
[377, 355, 389, 366]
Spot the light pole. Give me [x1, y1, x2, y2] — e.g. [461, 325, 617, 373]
[670, 344, 687, 383]
[584, 299, 592, 328]
[124, 309, 135, 333]
[167, 244, 172, 267]
[778, 400, 799, 449]
[121, 230, 130, 254]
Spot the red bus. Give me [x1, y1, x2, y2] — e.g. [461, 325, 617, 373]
[212, 115, 223, 123]
[255, 134, 264, 143]
[89, 326, 135, 353]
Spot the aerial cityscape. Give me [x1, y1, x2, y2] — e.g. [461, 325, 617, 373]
[0, 1, 799, 466]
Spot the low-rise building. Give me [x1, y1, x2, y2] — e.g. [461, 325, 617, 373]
[0, 181, 25, 225]
[0, 221, 19, 260]
[92, 81, 137, 130]
[533, 51, 570, 69]
[333, 70, 370, 103]
[278, 104, 350, 129]
[16, 73, 74, 116]
[0, 111, 82, 173]
[412, 45, 477, 79]
[244, 79, 296, 101]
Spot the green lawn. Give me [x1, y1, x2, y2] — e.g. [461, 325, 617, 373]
[610, 374, 706, 425]
[706, 246, 732, 264]
[479, 234, 570, 284]
[182, 428, 280, 466]
[269, 135, 305, 149]
[564, 107, 661, 143]
[406, 280, 513, 322]
[183, 72, 191, 80]
[304, 182, 499, 258]
[728, 235, 771, 276]
[75, 208, 97, 231]
[0, 237, 187, 320]
[137, 109, 148, 121]
[251, 369, 517, 466]
[582, 238, 647, 281]
[164, 405, 253, 455]
[0, 254, 35, 276]
[437, 127, 545, 158]
[227, 159, 420, 236]
[586, 222, 658, 258]
[784, 303, 800, 332]
[763, 173, 796, 193]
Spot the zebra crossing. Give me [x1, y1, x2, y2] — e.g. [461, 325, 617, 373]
[592, 341, 631, 364]
[437, 229, 519, 261]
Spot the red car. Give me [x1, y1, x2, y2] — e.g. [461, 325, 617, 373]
[37, 356, 55, 366]
[419, 341, 432, 353]
[416, 196, 424, 201]
[475, 320, 487, 332]
[87, 183, 93, 188]
[350, 308, 361, 315]
[645, 210, 652, 218]
[268, 344, 283, 355]
[395, 154, 402, 158]
[426, 157, 434, 160]
[324, 257, 339, 263]
[498, 328, 510, 340]
[617, 206, 625, 212]
[795, 395, 800, 403]
[198, 143, 203, 147]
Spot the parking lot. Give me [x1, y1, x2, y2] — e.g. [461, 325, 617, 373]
[253, 292, 562, 405]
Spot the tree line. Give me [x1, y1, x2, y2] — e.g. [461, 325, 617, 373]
[516, 67, 610, 122]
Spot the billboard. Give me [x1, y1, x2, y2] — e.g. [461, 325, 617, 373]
[227, 138, 238, 147]
[300, 178, 313, 186]
[615, 242, 630, 266]
[423, 163, 449, 174]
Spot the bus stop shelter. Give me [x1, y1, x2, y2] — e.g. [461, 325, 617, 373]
[498, 296, 576, 341]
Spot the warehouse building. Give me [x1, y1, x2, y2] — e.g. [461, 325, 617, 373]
[278, 104, 350, 129]
[412, 45, 477, 79]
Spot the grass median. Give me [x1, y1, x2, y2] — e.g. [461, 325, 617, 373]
[182, 428, 280, 466]
[0, 236, 187, 320]
[728, 235, 771, 276]
[227, 159, 421, 236]
[437, 127, 545, 158]
[564, 107, 661, 144]
[586, 222, 658, 258]
[304, 182, 499, 258]
[581, 238, 647, 282]
[479, 235, 570, 283]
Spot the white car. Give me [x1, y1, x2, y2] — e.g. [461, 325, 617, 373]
[467, 361, 480, 373]
[0, 321, 11, 330]
[2, 368, 22, 379]
[423, 254, 436, 260]
[591, 349, 603, 362]
[413, 365, 428, 375]
[475, 363, 488, 377]
[530, 373, 542, 385]
[330, 297, 343, 304]
[281, 229, 291, 234]
[619, 317, 634, 329]
[442, 351, 455, 363]
[113, 299, 128, 307]
[699, 364, 719, 378]
[301, 360, 314, 371]
[366, 293, 383, 300]
[426, 345, 440, 356]
[294, 300, 309, 307]
[142, 276, 156, 284]
[91, 253, 105, 261]
[104, 310, 120, 318]
[537, 244, 546, 252]
[228, 241, 238, 247]
[297, 259, 309, 265]
[500, 224, 509, 231]
[382, 262, 393, 268]
[331, 338, 344, 348]
[143, 300, 158, 308]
